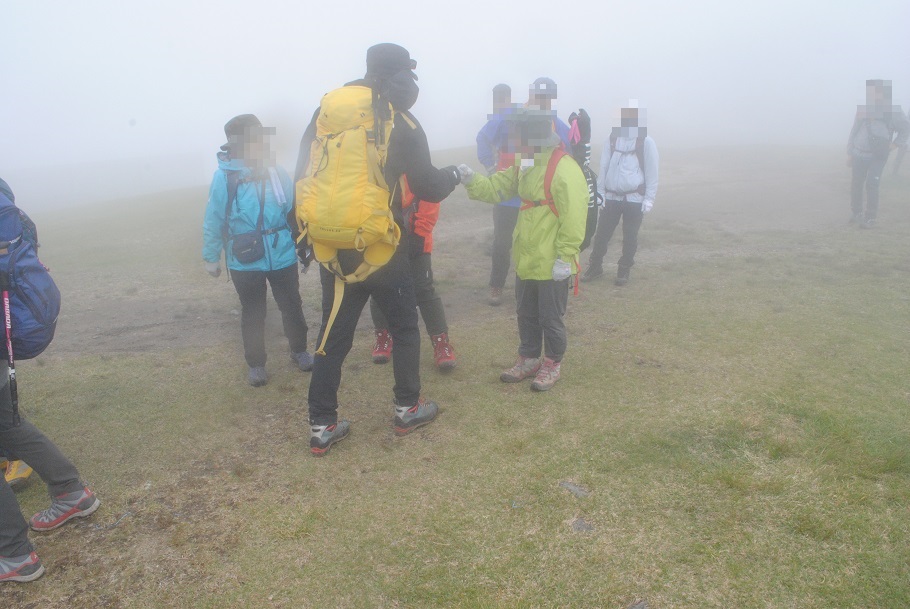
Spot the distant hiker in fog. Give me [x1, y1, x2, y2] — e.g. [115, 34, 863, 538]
[846, 80, 910, 228]
[202, 114, 313, 387]
[582, 102, 659, 286]
[458, 108, 588, 392]
[891, 106, 909, 177]
[476, 83, 520, 306]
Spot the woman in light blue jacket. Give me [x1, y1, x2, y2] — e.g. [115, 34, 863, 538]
[202, 114, 311, 386]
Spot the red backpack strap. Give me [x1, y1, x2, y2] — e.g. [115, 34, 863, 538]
[519, 147, 567, 216]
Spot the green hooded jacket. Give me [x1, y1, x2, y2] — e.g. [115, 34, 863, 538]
[466, 148, 588, 281]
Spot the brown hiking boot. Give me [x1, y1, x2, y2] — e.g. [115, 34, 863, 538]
[500, 356, 541, 383]
[372, 329, 393, 364]
[431, 333, 456, 371]
[530, 357, 561, 391]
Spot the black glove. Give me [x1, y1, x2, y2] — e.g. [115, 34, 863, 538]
[441, 165, 461, 189]
[296, 240, 313, 270]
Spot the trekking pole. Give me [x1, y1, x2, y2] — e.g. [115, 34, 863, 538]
[1, 274, 19, 426]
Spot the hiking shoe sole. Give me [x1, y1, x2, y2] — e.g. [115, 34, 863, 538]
[393, 416, 436, 436]
[0, 556, 45, 583]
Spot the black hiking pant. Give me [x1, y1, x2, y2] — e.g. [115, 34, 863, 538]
[490, 205, 520, 289]
[0, 364, 84, 558]
[588, 199, 644, 273]
[515, 277, 569, 363]
[371, 252, 448, 337]
[231, 264, 309, 368]
[308, 249, 421, 426]
[851, 155, 888, 219]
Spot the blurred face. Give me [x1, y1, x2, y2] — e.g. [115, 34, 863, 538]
[866, 84, 890, 106]
[231, 129, 273, 168]
[620, 108, 639, 127]
[493, 92, 511, 112]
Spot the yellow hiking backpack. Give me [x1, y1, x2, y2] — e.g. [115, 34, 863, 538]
[295, 85, 400, 354]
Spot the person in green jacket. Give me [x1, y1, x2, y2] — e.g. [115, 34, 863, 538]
[457, 109, 588, 391]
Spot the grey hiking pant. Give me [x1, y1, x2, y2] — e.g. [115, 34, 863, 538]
[0, 362, 83, 557]
[588, 199, 644, 272]
[515, 277, 569, 362]
[851, 155, 888, 219]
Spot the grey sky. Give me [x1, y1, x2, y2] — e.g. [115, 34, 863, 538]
[2, 0, 908, 205]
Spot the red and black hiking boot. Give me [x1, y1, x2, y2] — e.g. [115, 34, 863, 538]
[393, 397, 439, 436]
[310, 420, 351, 457]
[431, 333, 456, 371]
[0, 552, 44, 583]
[29, 487, 100, 531]
[530, 357, 561, 391]
[372, 329, 393, 364]
[500, 356, 541, 383]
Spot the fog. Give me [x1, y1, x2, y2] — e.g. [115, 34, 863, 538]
[2, 0, 908, 207]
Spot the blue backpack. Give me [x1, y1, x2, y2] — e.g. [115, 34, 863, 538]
[0, 178, 61, 360]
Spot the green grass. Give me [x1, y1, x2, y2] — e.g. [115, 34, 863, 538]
[6, 159, 910, 608]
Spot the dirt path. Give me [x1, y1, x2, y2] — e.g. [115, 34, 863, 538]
[36, 146, 864, 357]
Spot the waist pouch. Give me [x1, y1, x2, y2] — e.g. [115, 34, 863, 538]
[232, 231, 265, 264]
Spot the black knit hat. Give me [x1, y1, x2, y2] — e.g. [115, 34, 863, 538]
[365, 43, 417, 81]
[224, 114, 264, 140]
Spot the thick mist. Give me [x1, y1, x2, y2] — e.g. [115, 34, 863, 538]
[2, 0, 908, 207]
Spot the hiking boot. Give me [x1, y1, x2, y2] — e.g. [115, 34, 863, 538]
[861, 217, 877, 229]
[30, 487, 100, 531]
[431, 333, 456, 371]
[291, 351, 314, 372]
[530, 357, 561, 391]
[372, 329, 393, 364]
[310, 420, 351, 457]
[500, 356, 541, 383]
[0, 552, 44, 583]
[393, 397, 439, 436]
[5, 460, 33, 491]
[488, 286, 503, 306]
[580, 264, 604, 283]
[248, 366, 268, 387]
[615, 266, 630, 286]
[849, 211, 864, 224]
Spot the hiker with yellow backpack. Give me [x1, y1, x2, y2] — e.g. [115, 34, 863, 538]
[457, 108, 588, 391]
[294, 44, 461, 456]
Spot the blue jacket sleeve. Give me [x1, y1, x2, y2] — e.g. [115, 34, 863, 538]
[476, 119, 501, 171]
[555, 118, 572, 149]
[202, 171, 227, 263]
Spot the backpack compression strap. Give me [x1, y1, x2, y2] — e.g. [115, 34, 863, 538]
[519, 146, 568, 216]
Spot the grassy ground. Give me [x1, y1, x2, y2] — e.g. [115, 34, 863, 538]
[6, 149, 910, 608]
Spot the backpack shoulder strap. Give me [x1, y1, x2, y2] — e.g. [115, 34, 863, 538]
[543, 146, 568, 208]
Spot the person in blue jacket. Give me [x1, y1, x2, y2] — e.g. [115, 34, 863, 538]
[203, 114, 312, 387]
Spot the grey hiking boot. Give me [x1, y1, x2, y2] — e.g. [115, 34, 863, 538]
[393, 397, 439, 436]
[580, 264, 604, 283]
[861, 217, 877, 229]
[310, 420, 350, 457]
[291, 351, 314, 372]
[248, 366, 268, 387]
[30, 487, 100, 531]
[615, 266, 630, 286]
[500, 356, 541, 383]
[530, 357, 561, 391]
[0, 552, 44, 583]
[849, 211, 864, 224]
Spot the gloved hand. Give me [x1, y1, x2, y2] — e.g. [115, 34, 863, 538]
[408, 232, 426, 258]
[457, 164, 475, 185]
[204, 261, 221, 278]
[296, 240, 313, 272]
[441, 165, 461, 189]
[552, 258, 572, 282]
[641, 200, 653, 214]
